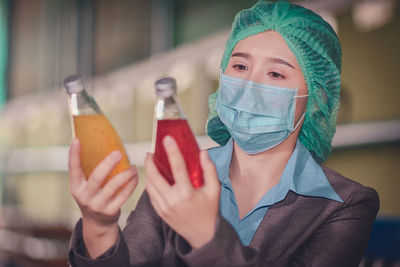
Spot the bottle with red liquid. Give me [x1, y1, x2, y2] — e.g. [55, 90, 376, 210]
[152, 77, 204, 188]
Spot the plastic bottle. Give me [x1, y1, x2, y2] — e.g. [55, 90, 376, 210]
[63, 74, 130, 185]
[152, 77, 204, 188]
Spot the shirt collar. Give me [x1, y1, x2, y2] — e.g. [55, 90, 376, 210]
[285, 140, 343, 202]
[208, 137, 234, 188]
[208, 138, 343, 208]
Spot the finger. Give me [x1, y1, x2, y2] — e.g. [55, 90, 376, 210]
[68, 138, 85, 190]
[163, 136, 192, 190]
[96, 166, 138, 205]
[145, 178, 169, 219]
[145, 153, 172, 195]
[105, 174, 138, 214]
[86, 150, 122, 193]
[199, 150, 220, 194]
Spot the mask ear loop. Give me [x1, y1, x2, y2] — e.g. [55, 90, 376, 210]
[292, 94, 309, 132]
[294, 94, 309, 99]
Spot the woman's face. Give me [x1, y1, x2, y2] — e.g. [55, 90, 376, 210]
[225, 30, 308, 127]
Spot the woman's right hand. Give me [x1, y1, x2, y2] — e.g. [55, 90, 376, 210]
[69, 138, 138, 259]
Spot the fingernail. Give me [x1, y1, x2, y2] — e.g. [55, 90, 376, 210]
[111, 151, 122, 160]
[145, 152, 152, 160]
[163, 135, 174, 147]
[71, 138, 79, 145]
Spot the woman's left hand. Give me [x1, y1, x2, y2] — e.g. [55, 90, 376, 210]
[145, 136, 221, 249]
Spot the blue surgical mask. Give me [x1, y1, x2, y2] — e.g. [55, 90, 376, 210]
[215, 73, 308, 154]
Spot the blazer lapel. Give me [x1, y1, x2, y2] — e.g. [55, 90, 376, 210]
[249, 192, 305, 260]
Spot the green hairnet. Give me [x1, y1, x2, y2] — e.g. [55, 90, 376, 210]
[206, 0, 342, 163]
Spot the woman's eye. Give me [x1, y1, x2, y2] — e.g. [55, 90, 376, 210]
[232, 64, 248, 71]
[268, 71, 285, 79]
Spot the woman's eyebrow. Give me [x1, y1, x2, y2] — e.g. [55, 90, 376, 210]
[232, 52, 295, 69]
[269, 57, 296, 69]
[231, 52, 250, 59]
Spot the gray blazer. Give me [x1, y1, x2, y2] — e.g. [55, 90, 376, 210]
[69, 167, 379, 267]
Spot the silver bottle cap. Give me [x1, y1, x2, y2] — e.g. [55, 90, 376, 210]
[154, 77, 177, 97]
[63, 74, 85, 94]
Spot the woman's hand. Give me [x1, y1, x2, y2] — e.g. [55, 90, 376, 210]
[145, 136, 220, 249]
[69, 138, 138, 258]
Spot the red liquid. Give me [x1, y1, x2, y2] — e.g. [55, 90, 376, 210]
[154, 119, 204, 188]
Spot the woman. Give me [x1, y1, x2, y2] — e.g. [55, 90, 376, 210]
[68, 1, 379, 266]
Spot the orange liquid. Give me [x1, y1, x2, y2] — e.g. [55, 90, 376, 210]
[73, 114, 130, 185]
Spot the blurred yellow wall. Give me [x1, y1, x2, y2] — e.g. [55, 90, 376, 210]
[324, 7, 400, 216]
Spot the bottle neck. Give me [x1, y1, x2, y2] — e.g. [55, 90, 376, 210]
[68, 90, 102, 116]
[155, 95, 186, 120]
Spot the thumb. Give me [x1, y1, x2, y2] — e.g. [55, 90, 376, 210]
[199, 150, 220, 194]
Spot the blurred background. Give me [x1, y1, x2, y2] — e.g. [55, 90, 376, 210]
[0, 0, 399, 266]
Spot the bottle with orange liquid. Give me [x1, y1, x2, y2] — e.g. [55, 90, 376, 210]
[152, 77, 204, 188]
[63, 74, 130, 185]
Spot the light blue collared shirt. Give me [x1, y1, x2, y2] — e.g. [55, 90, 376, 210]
[207, 138, 343, 246]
